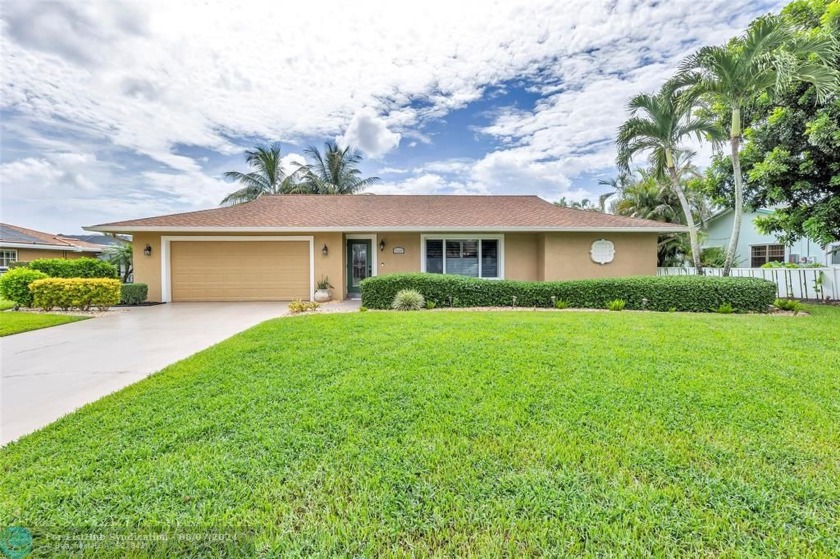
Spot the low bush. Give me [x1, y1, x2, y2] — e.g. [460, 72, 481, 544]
[607, 299, 626, 311]
[392, 289, 425, 311]
[361, 273, 777, 313]
[553, 299, 570, 310]
[288, 300, 320, 314]
[8, 261, 30, 270]
[715, 303, 734, 314]
[29, 257, 118, 279]
[0, 268, 49, 308]
[425, 300, 437, 309]
[120, 283, 148, 305]
[774, 298, 803, 314]
[29, 278, 121, 311]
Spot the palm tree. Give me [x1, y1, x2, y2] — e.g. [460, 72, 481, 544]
[597, 172, 631, 212]
[612, 164, 711, 267]
[616, 84, 722, 273]
[221, 143, 302, 205]
[105, 241, 133, 282]
[677, 15, 838, 274]
[297, 141, 380, 194]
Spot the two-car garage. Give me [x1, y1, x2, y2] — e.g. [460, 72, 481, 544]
[167, 238, 312, 302]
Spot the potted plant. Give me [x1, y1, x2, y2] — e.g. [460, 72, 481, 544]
[314, 275, 333, 302]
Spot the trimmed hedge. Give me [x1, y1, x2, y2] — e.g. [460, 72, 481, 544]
[120, 283, 148, 305]
[0, 268, 49, 308]
[29, 257, 118, 279]
[29, 278, 121, 311]
[360, 273, 777, 313]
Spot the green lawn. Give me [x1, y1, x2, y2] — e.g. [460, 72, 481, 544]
[0, 311, 87, 337]
[2, 307, 839, 556]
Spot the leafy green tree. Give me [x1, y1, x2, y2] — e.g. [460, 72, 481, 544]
[297, 141, 380, 194]
[677, 13, 838, 274]
[221, 143, 302, 205]
[701, 1, 840, 248]
[616, 84, 721, 273]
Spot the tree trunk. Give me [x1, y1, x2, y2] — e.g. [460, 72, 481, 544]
[667, 163, 704, 274]
[722, 107, 744, 277]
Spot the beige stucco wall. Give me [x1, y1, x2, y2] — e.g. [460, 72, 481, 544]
[504, 233, 539, 281]
[375, 233, 421, 275]
[542, 232, 658, 280]
[9, 248, 96, 262]
[131, 231, 659, 302]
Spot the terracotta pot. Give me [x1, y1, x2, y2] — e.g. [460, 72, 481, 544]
[314, 289, 332, 303]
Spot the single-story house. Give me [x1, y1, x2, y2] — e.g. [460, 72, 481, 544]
[85, 195, 686, 302]
[0, 222, 103, 272]
[702, 208, 839, 268]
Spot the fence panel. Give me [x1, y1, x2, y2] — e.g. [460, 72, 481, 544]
[656, 267, 838, 300]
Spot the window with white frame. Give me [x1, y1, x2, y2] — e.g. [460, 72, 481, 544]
[0, 249, 17, 269]
[423, 237, 501, 278]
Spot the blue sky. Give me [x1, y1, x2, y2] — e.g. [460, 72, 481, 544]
[1, 0, 783, 234]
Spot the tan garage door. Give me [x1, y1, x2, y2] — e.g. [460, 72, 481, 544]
[170, 241, 310, 301]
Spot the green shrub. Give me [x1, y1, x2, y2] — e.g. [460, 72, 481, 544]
[360, 273, 777, 313]
[29, 257, 118, 279]
[120, 283, 148, 305]
[774, 298, 803, 314]
[288, 299, 320, 313]
[607, 299, 626, 311]
[715, 303, 734, 314]
[358, 306, 368, 312]
[553, 299, 570, 309]
[425, 300, 437, 309]
[0, 268, 49, 308]
[29, 278, 121, 311]
[392, 289, 425, 311]
[8, 261, 30, 270]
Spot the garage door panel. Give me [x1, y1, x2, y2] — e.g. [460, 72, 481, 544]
[171, 241, 310, 301]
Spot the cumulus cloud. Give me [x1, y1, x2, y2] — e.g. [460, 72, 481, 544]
[336, 109, 401, 158]
[0, 0, 781, 230]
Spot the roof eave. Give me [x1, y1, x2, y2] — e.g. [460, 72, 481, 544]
[0, 242, 102, 252]
[85, 225, 687, 234]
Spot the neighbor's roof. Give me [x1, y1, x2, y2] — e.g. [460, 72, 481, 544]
[0, 223, 103, 252]
[86, 195, 687, 233]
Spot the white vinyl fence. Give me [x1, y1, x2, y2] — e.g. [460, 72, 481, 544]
[657, 267, 839, 301]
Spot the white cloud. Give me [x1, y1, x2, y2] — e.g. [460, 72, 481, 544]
[0, 0, 783, 229]
[336, 109, 401, 158]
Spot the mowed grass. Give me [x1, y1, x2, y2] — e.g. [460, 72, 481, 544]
[2, 307, 839, 556]
[0, 311, 87, 336]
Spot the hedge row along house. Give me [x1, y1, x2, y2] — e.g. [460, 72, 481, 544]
[85, 195, 685, 302]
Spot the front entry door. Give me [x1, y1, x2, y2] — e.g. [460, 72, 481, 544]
[347, 239, 372, 297]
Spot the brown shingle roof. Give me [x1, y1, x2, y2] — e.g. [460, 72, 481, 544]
[87, 195, 686, 232]
[0, 223, 103, 251]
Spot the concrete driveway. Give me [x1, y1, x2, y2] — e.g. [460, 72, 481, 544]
[1, 303, 289, 445]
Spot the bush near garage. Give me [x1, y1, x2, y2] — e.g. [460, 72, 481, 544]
[29, 278, 121, 311]
[0, 268, 49, 308]
[120, 283, 148, 305]
[29, 258, 118, 279]
[361, 273, 777, 313]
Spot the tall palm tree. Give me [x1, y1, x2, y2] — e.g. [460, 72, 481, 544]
[616, 84, 722, 273]
[597, 172, 631, 212]
[221, 143, 302, 205]
[677, 15, 838, 274]
[298, 141, 380, 194]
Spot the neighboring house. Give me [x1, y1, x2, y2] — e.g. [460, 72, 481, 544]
[702, 209, 839, 268]
[85, 195, 685, 303]
[0, 222, 103, 272]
